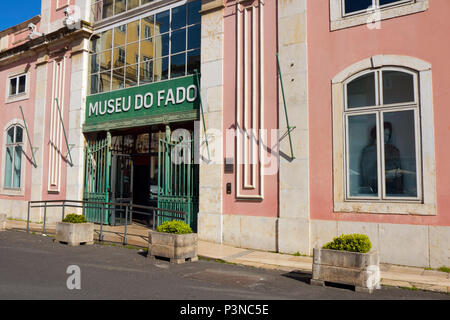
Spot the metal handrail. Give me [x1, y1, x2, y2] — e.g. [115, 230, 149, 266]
[27, 199, 189, 245]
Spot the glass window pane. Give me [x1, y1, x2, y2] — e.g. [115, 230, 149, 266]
[140, 38, 154, 62]
[188, 25, 201, 50]
[379, 0, 402, 6]
[90, 74, 99, 94]
[344, 0, 373, 14]
[348, 114, 378, 197]
[154, 57, 169, 82]
[171, 28, 186, 54]
[127, 0, 139, 10]
[382, 71, 415, 105]
[140, 60, 153, 85]
[188, 0, 201, 25]
[141, 16, 154, 39]
[15, 127, 23, 143]
[115, 0, 127, 15]
[90, 54, 99, 74]
[13, 146, 22, 188]
[154, 34, 169, 58]
[98, 49, 112, 72]
[155, 11, 170, 35]
[91, 1, 103, 22]
[112, 68, 125, 91]
[102, 0, 114, 19]
[126, 42, 139, 65]
[113, 46, 126, 68]
[10, 78, 17, 95]
[99, 72, 111, 93]
[172, 4, 187, 30]
[383, 110, 417, 197]
[141, 0, 155, 5]
[101, 29, 113, 51]
[114, 25, 126, 47]
[347, 72, 376, 108]
[18, 75, 26, 93]
[4, 146, 13, 188]
[127, 21, 140, 44]
[170, 53, 186, 79]
[125, 64, 138, 88]
[187, 49, 200, 75]
[7, 128, 14, 144]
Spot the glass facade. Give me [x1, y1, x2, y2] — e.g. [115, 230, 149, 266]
[89, 0, 201, 95]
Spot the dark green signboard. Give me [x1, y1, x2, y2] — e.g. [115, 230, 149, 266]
[83, 75, 199, 132]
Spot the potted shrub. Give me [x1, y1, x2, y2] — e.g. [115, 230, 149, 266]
[148, 220, 198, 264]
[56, 213, 94, 246]
[311, 234, 380, 293]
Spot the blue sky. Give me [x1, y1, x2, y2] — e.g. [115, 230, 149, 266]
[0, 1, 41, 31]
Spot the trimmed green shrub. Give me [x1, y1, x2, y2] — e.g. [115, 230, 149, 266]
[156, 220, 193, 235]
[323, 234, 372, 253]
[62, 214, 88, 224]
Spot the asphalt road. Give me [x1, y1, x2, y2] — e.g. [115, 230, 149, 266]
[0, 229, 449, 302]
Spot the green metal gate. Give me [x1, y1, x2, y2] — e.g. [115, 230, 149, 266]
[83, 134, 111, 224]
[157, 131, 198, 231]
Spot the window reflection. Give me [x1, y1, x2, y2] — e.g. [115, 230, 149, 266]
[88, 0, 202, 94]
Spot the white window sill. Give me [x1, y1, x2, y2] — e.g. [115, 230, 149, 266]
[330, 1, 428, 31]
[6, 93, 29, 104]
[334, 201, 436, 216]
[1, 188, 25, 197]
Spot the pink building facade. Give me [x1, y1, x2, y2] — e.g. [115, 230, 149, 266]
[198, 0, 449, 268]
[0, 0, 92, 222]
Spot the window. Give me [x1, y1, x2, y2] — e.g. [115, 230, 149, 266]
[344, 68, 420, 200]
[9, 74, 26, 96]
[4, 125, 23, 189]
[331, 55, 437, 215]
[330, 0, 428, 31]
[343, 0, 411, 15]
[88, 0, 202, 94]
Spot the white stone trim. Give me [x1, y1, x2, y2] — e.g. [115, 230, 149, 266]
[332, 55, 436, 215]
[330, 0, 428, 31]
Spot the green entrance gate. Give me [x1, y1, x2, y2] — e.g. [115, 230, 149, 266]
[83, 134, 111, 224]
[157, 130, 198, 231]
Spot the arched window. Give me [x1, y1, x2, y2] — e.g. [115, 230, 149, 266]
[344, 68, 421, 200]
[4, 125, 23, 189]
[331, 55, 436, 215]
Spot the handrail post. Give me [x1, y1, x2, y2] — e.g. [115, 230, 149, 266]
[123, 205, 128, 245]
[152, 209, 156, 231]
[61, 201, 65, 221]
[99, 204, 104, 242]
[43, 202, 47, 234]
[27, 201, 30, 233]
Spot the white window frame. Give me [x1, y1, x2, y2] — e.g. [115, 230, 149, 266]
[332, 55, 436, 216]
[9, 74, 27, 97]
[330, 0, 428, 31]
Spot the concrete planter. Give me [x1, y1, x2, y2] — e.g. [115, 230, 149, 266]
[148, 230, 198, 264]
[0, 214, 6, 231]
[55, 222, 94, 246]
[311, 248, 381, 293]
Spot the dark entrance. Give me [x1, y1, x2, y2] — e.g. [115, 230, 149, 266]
[84, 122, 198, 230]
